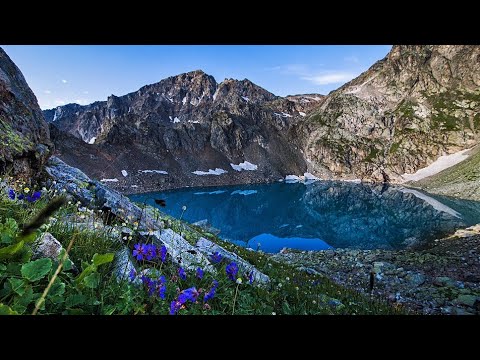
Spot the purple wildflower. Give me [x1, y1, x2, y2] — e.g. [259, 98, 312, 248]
[145, 244, 157, 261]
[248, 272, 254, 284]
[196, 267, 204, 279]
[8, 189, 15, 200]
[225, 262, 239, 281]
[157, 245, 167, 262]
[141, 276, 156, 296]
[210, 251, 223, 264]
[178, 287, 199, 303]
[129, 268, 136, 281]
[170, 300, 183, 315]
[169, 287, 199, 315]
[204, 280, 218, 302]
[133, 244, 146, 261]
[17, 194, 24, 200]
[178, 267, 186, 280]
[32, 191, 42, 201]
[157, 276, 167, 299]
[24, 190, 42, 203]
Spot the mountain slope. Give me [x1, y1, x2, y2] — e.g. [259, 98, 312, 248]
[0, 48, 51, 178]
[45, 71, 323, 192]
[293, 45, 480, 182]
[409, 145, 480, 201]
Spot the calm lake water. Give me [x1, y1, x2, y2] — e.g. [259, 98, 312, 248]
[129, 182, 480, 253]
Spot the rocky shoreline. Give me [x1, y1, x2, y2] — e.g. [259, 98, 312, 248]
[272, 225, 480, 315]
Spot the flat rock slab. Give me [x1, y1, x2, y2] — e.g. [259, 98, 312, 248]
[141, 229, 215, 273]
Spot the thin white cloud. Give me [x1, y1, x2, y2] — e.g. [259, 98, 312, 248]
[83, 91, 89, 94]
[302, 72, 356, 85]
[74, 99, 91, 105]
[44, 90, 51, 94]
[344, 55, 359, 63]
[61, 79, 68, 84]
[54, 99, 66, 106]
[269, 64, 354, 86]
[268, 64, 320, 76]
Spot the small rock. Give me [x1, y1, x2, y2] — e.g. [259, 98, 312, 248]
[113, 247, 140, 285]
[31, 232, 77, 273]
[32, 232, 63, 260]
[328, 299, 345, 310]
[451, 307, 475, 315]
[406, 273, 426, 286]
[456, 294, 478, 307]
[433, 276, 457, 288]
[280, 247, 289, 254]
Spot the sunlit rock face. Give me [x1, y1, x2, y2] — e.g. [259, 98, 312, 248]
[293, 45, 480, 182]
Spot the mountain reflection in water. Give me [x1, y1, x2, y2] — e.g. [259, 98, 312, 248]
[130, 182, 480, 253]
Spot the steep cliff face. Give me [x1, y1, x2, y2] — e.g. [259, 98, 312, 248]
[0, 48, 51, 178]
[294, 45, 480, 182]
[46, 71, 316, 192]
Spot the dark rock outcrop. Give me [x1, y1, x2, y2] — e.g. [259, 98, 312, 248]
[45, 71, 317, 193]
[0, 48, 51, 178]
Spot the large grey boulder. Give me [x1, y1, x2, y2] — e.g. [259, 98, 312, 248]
[141, 229, 215, 273]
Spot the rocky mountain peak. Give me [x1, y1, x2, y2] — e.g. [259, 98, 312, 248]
[214, 78, 277, 104]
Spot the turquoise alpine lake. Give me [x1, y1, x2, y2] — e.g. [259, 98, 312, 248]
[129, 181, 480, 253]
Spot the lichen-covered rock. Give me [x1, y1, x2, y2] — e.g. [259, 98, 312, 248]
[143, 229, 215, 273]
[31, 232, 76, 272]
[113, 247, 139, 284]
[32, 232, 63, 260]
[0, 47, 51, 179]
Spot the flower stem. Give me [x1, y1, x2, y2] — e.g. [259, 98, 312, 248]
[232, 283, 240, 315]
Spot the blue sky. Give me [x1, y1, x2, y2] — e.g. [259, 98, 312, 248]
[2, 45, 392, 110]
